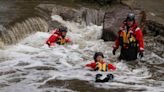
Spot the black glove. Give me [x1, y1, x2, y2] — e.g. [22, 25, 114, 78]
[138, 51, 144, 58]
[103, 74, 114, 82]
[46, 42, 50, 47]
[112, 49, 117, 55]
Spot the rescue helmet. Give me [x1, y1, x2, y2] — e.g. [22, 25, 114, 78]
[94, 52, 104, 62]
[59, 26, 67, 32]
[126, 13, 135, 21]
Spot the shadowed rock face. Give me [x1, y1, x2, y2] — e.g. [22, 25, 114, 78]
[102, 5, 140, 41]
[37, 4, 105, 26]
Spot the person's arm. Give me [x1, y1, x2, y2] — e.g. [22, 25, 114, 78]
[65, 38, 71, 43]
[108, 64, 116, 71]
[114, 37, 120, 49]
[135, 28, 144, 51]
[114, 31, 121, 49]
[51, 28, 59, 34]
[112, 31, 120, 55]
[46, 34, 58, 46]
[85, 62, 96, 69]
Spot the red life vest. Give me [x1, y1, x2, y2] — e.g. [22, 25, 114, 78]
[85, 61, 116, 72]
[114, 22, 144, 51]
[119, 27, 137, 48]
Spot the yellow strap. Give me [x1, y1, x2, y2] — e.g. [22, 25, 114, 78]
[60, 38, 65, 44]
[97, 62, 107, 71]
[122, 31, 137, 45]
[57, 37, 66, 45]
[98, 63, 102, 71]
[102, 63, 107, 71]
[122, 31, 130, 44]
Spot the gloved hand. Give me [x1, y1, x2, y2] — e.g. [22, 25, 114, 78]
[138, 50, 144, 58]
[112, 49, 117, 55]
[46, 42, 50, 47]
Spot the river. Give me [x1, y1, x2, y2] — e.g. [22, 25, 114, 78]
[0, 0, 164, 92]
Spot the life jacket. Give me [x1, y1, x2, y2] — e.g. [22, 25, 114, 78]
[95, 62, 107, 72]
[119, 24, 138, 48]
[56, 36, 66, 45]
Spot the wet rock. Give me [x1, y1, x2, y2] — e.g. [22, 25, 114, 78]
[37, 4, 105, 26]
[146, 20, 164, 37]
[102, 5, 139, 41]
[81, 7, 105, 26]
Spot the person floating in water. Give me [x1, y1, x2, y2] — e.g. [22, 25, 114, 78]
[85, 52, 116, 82]
[46, 26, 71, 47]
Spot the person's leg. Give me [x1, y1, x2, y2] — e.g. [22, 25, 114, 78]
[119, 47, 138, 61]
[119, 48, 128, 60]
[126, 47, 138, 61]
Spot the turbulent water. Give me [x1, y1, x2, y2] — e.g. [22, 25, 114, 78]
[0, 15, 164, 92]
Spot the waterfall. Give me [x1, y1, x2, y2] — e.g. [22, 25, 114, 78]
[0, 17, 48, 48]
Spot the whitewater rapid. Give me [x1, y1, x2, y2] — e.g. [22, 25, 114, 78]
[0, 15, 163, 92]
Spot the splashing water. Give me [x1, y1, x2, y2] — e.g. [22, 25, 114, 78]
[0, 15, 163, 92]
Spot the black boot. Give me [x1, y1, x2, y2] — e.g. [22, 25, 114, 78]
[95, 74, 103, 82]
[102, 74, 114, 82]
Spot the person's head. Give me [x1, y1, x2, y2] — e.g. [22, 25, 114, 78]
[93, 52, 104, 62]
[126, 13, 135, 27]
[59, 26, 67, 38]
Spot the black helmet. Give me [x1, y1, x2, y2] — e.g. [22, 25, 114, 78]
[94, 52, 104, 62]
[59, 26, 67, 32]
[126, 13, 135, 21]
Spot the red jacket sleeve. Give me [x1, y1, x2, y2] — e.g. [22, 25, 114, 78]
[65, 38, 71, 43]
[46, 34, 58, 44]
[108, 64, 116, 71]
[114, 31, 120, 49]
[135, 28, 144, 51]
[85, 62, 96, 69]
[52, 29, 59, 34]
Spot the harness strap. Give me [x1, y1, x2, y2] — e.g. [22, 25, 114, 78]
[96, 62, 107, 72]
[56, 37, 66, 45]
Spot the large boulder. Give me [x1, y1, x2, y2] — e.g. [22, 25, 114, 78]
[102, 5, 139, 41]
